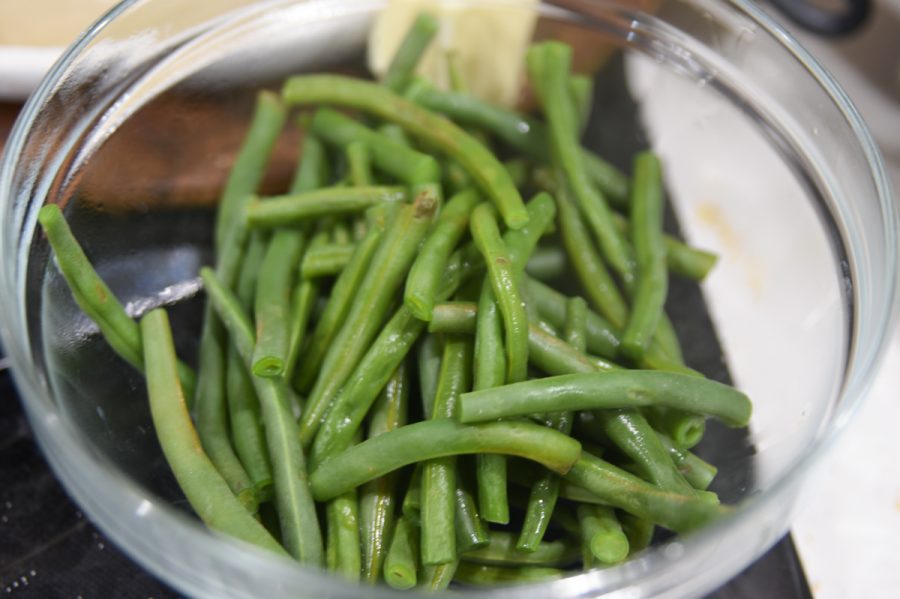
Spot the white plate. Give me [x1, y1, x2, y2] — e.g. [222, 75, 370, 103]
[0, 0, 118, 101]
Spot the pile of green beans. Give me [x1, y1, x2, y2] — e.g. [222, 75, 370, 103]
[38, 15, 750, 591]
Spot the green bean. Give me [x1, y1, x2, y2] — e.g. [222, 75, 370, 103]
[527, 42, 634, 284]
[309, 244, 483, 466]
[284, 279, 317, 383]
[383, 12, 439, 91]
[474, 191, 558, 523]
[194, 316, 256, 512]
[526, 277, 619, 358]
[405, 188, 481, 320]
[569, 73, 594, 135]
[553, 170, 629, 328]
[665, 237, 718, 280]
[422, 336, 472, 566]
[621, 154, 667, 359]
[282, 132, 329, 382]
[384, 514, 419, 590]
[139, 309, 286, 555]
[252, 231, 306, 377]
[503, 158, 529, 190]
[619, 512, 654, 556]
[402, 465, 423, 522]
[470, 204, 529, 382]
[403, 78, 548, 169]
[429, 302, 478, 334]
[214, 90, 286, 252]
[425, 301, 620, 374]
[405, 79, 629, 208]
[470, 196, 557, 523]
[645, 406, 706, 449]
[609, 210, 719, 282]
[226, 347, 273, 501]
[453, 562, 564, 586]
[247, 186, 407, 228]
[325, 490, 361, 581]
[309, 420, 582, 501]
[565, 452, 724, 533]
[527, 322, 620, 375]
[294, 208, 393, 392]
[37, 204, 197, 398]
[658, 433, 718, 490]
[577, 504, 629, 566]
[346, 140, 373, 186]
[460, 371, 751, 427]
[473, 282, 510, 525]
[526, 276, 699, 376]
[417, 333, 442, 422]
[235, 232, 267, 311]
[200, 268, 324, 565]
[652, 313, 684, 364]
[360, 364, 409, 585]
[310, 108, 440, 184]
[377, 123, 412, 146]
[455, 475, 489, 553]
[282, 75, 528, 229]
[463, 531, 578, 567]
[564, 296, 588, 353]
[525, 246, 568, 281]
[291, 131, 331, 193]
[299, 192, 437, 446]
[580, 409, 697, 495]
[518, 296, 587, 552]
[299, 242, 355, 279]
[420, 561, 459, 591]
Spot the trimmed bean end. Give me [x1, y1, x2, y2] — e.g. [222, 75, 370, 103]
[252, 357, 285, 378]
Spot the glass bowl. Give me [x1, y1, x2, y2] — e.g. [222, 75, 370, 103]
[0, 0, 895, 597]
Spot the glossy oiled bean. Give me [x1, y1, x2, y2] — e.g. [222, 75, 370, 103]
[282, 75, 529, 229]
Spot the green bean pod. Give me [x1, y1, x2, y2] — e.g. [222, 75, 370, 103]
[621, 153, 668, 359]
[200, 268, 324, 565]
[404, 80, 629, 208]
[310, 108, 440, 184]
[577, 504, 629, 566]
[309, 420, 582, 501]
[384, 514, 419, 590]
[470, 204, 529, 383]
[422, 336, 472, 566]
[226, 346, 273, 501]
[299, 242, 355, 279]
[383, 12, 439, 91]
[658, 433, 718, 490]
[294, 207, 393, 392]
[282, 75, 528, 229]
[527, 43, 633, 281]
[325, 490, 361, 581]
[346, 140, 373, 186]
[405, 188, 482, 320]
[360, 364, 409, 584]
[310, 244, 483, 467]
[247, 186, 407, 228]
[37, 204, 197, 398]
[214, 90, 286, 252]
[459, 371, 751, 427]
[299, 192, 437, 446]
[565, 452, 724, 533]
[140, 310, 286, 555]
[252, 230, 306, 377]
[463, 531, 578, 567]
[453, 562, 563, 586]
